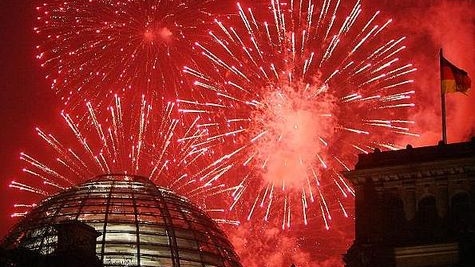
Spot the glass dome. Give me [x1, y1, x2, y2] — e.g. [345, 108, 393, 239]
[2, 174, 242, 267]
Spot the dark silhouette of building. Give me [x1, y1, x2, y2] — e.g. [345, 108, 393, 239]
[344, 139, 475, 267]
[1, 220, 102, 267]
[1, 174, 242, 267]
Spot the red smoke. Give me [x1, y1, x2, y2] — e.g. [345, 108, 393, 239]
[223, 219, 353, 267]
[251, 83, 338, 189]
[385, 0, 475, 146]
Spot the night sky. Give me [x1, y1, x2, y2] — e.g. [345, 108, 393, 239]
[0, 0, 474, 265]
[0, 1, 58, 237]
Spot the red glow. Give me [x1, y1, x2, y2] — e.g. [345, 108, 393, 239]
[144, 27, 173, 43]
[143, 30, 154, 41]
[1, 1, 473, 266]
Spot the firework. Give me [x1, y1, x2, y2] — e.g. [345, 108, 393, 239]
[34, 0, 220, 110]
[10, 95, 239, 224]
[179, 0, 418, 229]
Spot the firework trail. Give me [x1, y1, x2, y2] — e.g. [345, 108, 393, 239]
[34, 0, 222, 110]
[179, 0, 418, 229]
[10, 95, 239, 224]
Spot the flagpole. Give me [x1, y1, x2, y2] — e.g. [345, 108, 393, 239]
[440, 49, 447, 144]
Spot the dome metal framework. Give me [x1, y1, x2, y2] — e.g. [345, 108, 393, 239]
[2, 174, 242, 267]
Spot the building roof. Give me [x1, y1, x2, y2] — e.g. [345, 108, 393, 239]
[353, 138, 475, 170]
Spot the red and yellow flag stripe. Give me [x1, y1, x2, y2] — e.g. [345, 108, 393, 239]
[441, 55, 471, 94]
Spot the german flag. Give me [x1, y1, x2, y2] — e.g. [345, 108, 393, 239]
[440, 54, 471, 94]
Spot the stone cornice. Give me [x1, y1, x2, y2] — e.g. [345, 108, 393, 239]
[353, 139, 475, 170]
[345, 157, 475, 185]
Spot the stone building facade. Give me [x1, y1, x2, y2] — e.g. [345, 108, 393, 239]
[344, 139, 475, 267]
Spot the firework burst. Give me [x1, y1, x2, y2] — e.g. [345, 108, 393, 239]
[34, 0, 221, 110]
[10, 95, 239, 224]
[179, 0, 419, 229]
